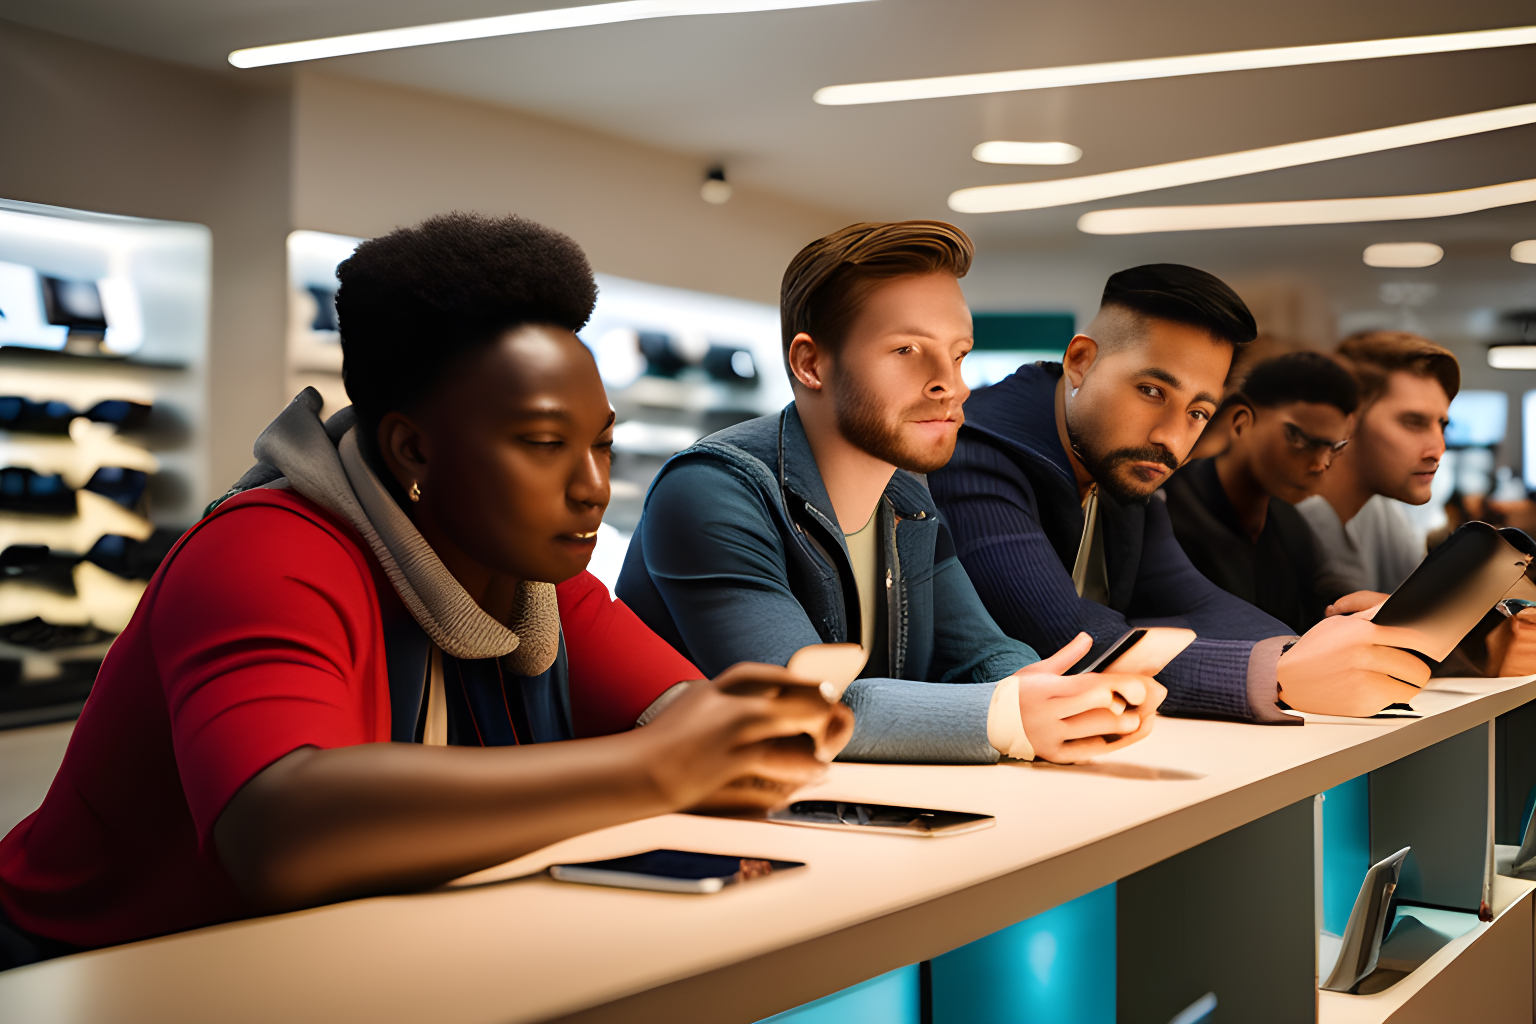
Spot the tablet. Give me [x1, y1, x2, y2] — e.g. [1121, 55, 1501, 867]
[1373, 522, 1535, 661]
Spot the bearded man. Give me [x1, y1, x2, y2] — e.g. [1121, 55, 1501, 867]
[618, 222, 1167, 764]
[928, 264, 1429, 723]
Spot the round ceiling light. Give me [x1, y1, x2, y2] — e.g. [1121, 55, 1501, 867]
[701, 166, 732, 205]
[1363, 242, 1443, 268]
[1513, 240, 1536, 264]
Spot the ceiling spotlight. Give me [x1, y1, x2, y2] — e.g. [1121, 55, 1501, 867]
[1364, 242, 1443, 268]
[972, 141, 1083, 165]
[701, 166, 733, 205]
[1515, 240, 1536, 264]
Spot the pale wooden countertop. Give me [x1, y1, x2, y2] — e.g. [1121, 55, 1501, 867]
[2, 676, 1531, 1024]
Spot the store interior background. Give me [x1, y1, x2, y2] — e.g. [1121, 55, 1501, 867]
[2, 0, 1535, 908]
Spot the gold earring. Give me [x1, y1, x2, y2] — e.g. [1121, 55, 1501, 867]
[408, 481, 422, 503]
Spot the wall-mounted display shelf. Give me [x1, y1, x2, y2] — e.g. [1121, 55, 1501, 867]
[0, 199, 209, 729]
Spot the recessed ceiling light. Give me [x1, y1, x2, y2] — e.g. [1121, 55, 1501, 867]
[1076, 177, 1536, 234]
[948, 102, 1536, 214]
[701, 166, 733, 204]
[972, 141, 1083, 165]
[815, 25, 1536, 105]
[1363, 242, 1443, 268]
[1489, 346, 1536, 370]
[1515, 240, 1536, 264]
[229, 0, 877, 68]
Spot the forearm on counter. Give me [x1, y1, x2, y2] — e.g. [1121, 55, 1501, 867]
[214, 732, 669, 913]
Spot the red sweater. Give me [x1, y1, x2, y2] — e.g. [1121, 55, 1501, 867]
[0, 488, 700, 949]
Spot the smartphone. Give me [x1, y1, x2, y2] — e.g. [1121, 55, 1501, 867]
[767, 800, 995, 837]
[1069, 626, 1196, 676]
[548, 849, 804, 894]
[1499, 598, 1536, 617]
[785, 642, 867, 701]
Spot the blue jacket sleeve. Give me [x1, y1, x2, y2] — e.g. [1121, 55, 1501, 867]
[633, 457, 1002, 763]
[931, 441, 1285, 722]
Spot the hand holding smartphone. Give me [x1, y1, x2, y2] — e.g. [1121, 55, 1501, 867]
[785, 643, 867, 701]
[1070, 627, 1195, 679]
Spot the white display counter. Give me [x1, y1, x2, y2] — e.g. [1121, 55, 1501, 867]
[2, 676, 1533, 1023]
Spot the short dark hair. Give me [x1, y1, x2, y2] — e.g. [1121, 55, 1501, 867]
[1239, 352, 1359, 414]
[1336, 330, 1459, 405]
[780, 221, 973, 370]
[1100, 264, 1257, 346]
[338, 212, 597, 444]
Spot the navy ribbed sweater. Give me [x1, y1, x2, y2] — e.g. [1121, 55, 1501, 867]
[928, 362, 1295, 722]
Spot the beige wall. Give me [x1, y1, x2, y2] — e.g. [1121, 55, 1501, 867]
[0, 23, 850, 503]
[292, 73, 848, 306]
[0, 19, 291, 499]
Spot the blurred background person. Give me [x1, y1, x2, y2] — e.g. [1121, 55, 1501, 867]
[1162, 352, 1359, 634]
[1297, 331, 1458, 596]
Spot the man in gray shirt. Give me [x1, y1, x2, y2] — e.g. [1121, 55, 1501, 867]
[1296, 331, 1456, 596]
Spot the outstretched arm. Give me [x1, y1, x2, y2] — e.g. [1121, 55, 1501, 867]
[215, 665, 851, 913]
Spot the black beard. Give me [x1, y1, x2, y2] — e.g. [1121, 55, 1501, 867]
[833, 371, 954, 474]
[1065, 413, 1178, 506]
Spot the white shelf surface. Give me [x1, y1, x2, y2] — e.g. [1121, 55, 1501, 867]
[1, 676, 1533, 1024]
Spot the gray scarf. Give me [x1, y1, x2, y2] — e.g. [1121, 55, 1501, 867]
[221, 388, 559, 674]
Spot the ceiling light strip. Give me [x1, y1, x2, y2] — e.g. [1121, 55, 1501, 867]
[229, 0, 876, 68]
[1075, 178, 1536, 235]
[947, 103, 1536, 214]
[814, 25, 1536, 105]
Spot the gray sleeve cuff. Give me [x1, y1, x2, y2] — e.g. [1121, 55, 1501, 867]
[1247, 635, 1301, 725]
[839, 678, 1002, 764]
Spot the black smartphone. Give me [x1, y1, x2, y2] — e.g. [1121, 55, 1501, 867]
[766, 800, 994, 837]
[548, 849, 804, 894]
[1070, 629, 1147, 674]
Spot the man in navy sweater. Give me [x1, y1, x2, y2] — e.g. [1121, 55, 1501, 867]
[619, 222, 1165, 763]
[928, 265, 1428, 722]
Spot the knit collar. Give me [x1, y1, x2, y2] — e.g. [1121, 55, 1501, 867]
[234, 388, 559, 673]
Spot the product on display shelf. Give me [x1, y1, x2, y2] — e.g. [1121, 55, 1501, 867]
[0, 560, 147, 634]
[0, 262, 69, 351]
[0, 488, 154, 554]
[0, 468, 75, 516]
[0, 368, 155, 415]
[0, 545, 78, 594]
[0, 395, 152, 435]
[0, 416, 159, 488]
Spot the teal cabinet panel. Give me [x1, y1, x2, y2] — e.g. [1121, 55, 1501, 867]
[931, 883, 1116, 1024]
[758, 965, 921, 1024]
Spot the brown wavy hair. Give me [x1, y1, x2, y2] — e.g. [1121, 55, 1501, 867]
[779, 220, 973, 371]
[1336, 330, 1460, 405]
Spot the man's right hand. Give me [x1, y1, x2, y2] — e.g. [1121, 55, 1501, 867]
[1278, 606, 1428, 716]
[639, 663, 854, 814]
[1012, 633, 1166, 764]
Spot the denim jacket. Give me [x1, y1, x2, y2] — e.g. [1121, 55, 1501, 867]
[616, 404, 1039, 763]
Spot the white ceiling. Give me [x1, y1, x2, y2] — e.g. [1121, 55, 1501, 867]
[3, 0, 1534, 332]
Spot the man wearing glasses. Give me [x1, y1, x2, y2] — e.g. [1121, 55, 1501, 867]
[1162, 352, 1360, 633]
[928, 265, 1431, 721]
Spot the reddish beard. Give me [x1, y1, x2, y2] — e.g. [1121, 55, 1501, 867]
[833, 371, 960, 473]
